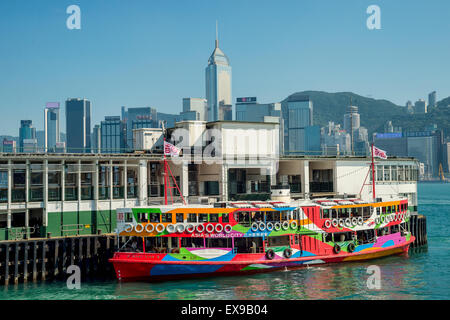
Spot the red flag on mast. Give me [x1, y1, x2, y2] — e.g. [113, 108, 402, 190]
[372, 146, 387, 159]
[164, 141, 181, 157]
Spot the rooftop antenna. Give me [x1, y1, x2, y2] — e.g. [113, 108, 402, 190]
[215, 20, 219, 48]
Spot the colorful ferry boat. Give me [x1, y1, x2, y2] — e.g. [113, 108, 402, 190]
[109, 197, 414, 281]
[109, 143, 414, 281]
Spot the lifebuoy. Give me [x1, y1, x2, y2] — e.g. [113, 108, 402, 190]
[215, 224, 224, 233]
[186, 224, 195, 233]
[206, 224, 215, 233]
[347, 242, 356, 253]
[333, 244, 341, 254]
[265, 249, 275, 260]
[134, 224, 144, 233]
[351, 217, 358, 227]
[381, 216, 385, 223]
[282, 221, 289, 230]
[166, 224, 176, 233]
[145, 223, 154, 233]
[176, 224, 185, 233]
[357, 217, 364, 226]
[345, 218, 352, 227]
[274, 222, 282, 231]
[290, 221, 298, 229]
[224, 224, 233, 234]
[375, 217, 380, 224]
[258, 222, 266, 231]
[324, 220, 332, 229]
[155, 223, 165, 233]
[266, 222, 274, 231]
[338, 219, 345, 228]
[124, 223, 133, 233]
[332, 219, 339, 228]
[196, 224, 205, 233]
[251, 222, 259, 232]
[283, 248, 292, 258]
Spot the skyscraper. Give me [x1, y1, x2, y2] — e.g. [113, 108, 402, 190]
[182, 98, 207, 121]
[205, 23, 232, 122]
[428, 91, 437, 108]
[66, 98, 91, 153]
[101, 116, 125, 153]
[281, 94, 313, 155]
[19, 120, 36, 153]
[414, 99, 427, 114]
[44, 102, 60, 153]
[122, 107, 158, 151]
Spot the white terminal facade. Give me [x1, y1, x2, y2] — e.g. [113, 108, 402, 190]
[0, 121, 419, 241]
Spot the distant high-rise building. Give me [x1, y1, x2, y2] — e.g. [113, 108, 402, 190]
[22, 138, 38, 153]
[44, 102, 60, 153]
[428, 91, 437, 108]
[183, 98, 207, 121]
[321, 121, 351, 156]
[2, 139, 16, 153]
[92, 125, 101, 153]
[406, 100, 414, 114]
[414, 99, 427, 114]
[123, 107, 157, 150]
[344, 106, 361, 133]
[206, 24, 232, 121]
[101, 116, 125, 153]
[281, 94, 313, 155]
[19, 120, 36, 153]
[66, 98, 91, 153]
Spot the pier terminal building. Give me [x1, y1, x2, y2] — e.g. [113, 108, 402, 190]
[0, 121, 419, 241]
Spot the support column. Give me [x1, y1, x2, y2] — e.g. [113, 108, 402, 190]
[43, 159, 48, 227]
[93, 160, 99, 213]
[77, 160, 81, 214]
[7, 160, 12, 229]
[61, 160, 65, 215]
[220, 164, 228, 202]
[109, 160, 113, 206]
[180, 161, 189, 203]
[138, 160, 148, 206]
[123, 160, 127, 206]
[303, 160, 310, 198]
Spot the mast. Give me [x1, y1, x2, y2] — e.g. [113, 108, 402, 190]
[162, 121, 168, 205]
[371, 143, 376, 200]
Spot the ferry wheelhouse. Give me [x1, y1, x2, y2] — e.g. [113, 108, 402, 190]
[109, 197, 414, 281]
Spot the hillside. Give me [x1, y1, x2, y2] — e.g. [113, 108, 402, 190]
[284, 91, 450, 138]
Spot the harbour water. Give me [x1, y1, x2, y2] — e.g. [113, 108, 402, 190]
[1, 183, 448, 300]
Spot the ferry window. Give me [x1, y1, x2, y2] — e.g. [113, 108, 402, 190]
[382, 207, 386, 214]
[266, 211, 274, 222]
[162, 213, 172, 223]
[176, 213, 184, 223]
[387, 206, 391, 214]
[331, 209, 338, 219]
[206, 238, 232, 248]
[251, 211, 263, 223]
[273, 211, 281, 222]
[363, 206, 370, 217]
[376, 207, 380, 215]
[210, 214, 219, 222]
[181, 237, 204, 248]
[187, 213, 197, 223]
[294, 235, 299, 244]
[199, 214, 208, 223]
[322, 209, 330, 219]
[393, 205, 397, 213]
[281, 211, 289, 221]
[150, 212, 160, 223]
[293, 209, 299, 220]
[138, 212, 148, 223]
[221, 214, 229, 223]
[125, 212, 133, 223]
[268, 235, 290, 247]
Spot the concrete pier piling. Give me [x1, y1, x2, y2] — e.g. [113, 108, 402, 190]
[409, 214, 428, 248]
[0, 234, 118, 286]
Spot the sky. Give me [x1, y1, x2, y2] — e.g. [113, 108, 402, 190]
[1, 0, 449, 136]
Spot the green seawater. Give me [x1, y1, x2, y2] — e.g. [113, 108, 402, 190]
[1, 183, 449, 300]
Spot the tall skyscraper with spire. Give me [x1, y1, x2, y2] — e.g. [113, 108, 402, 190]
[205, 22, 232, 121]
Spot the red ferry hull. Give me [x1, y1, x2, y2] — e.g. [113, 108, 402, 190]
[110, 237, 413, 282]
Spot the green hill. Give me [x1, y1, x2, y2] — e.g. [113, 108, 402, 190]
[284, 91, 450, 138]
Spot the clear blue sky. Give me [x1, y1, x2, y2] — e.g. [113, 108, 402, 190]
[1, 0, 449, 135]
